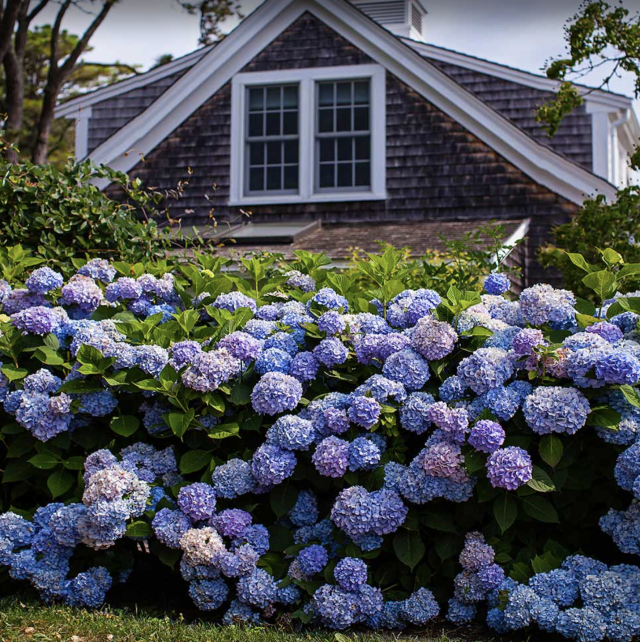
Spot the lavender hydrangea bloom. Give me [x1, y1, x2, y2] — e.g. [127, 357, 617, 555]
[314, 338, 349, 367]
[512, 328, 547, 356]
[348, 437, 381, 471]
[347, 395, 381, 429]
[251, 443, 297, 486]
[486, 447, 533, 490]
[285, 270, 316, 292]
[334, 557, 368, 591]
[308, 288, 349, 312]
[212, 292, 257, 314]
[469, 420, 505, 454]
[169, 340, 202, 370]
[211, 509, 252, 538]
[237, 568, 277, 608]
[318, 311, 346, 336]
[12, 306, 61, 335]
[152, 509, 191, 549]
[331, 486, 373, 537]
[483, 273, 510, 295]
[586, 321, 624, 343]
[78, 259, 116, 283]
[439, 376, 466, 402]
[522, 386, 590, 435]
[251, 372, 303, 416]
[289, 352, 320, 382]
[519, 284, 576, 329]
[313, 436, 349, 478]
[458, 348, 513, 395]
[411, 317, 457, 360]
[105, 278, 143, 303]
[182, 349, 242, 393]
[297, 545, 328, 576]
[25, 267, 64, 294]
[211, 459, 255, 499]
[2, 289, 48, 315]
[399, 392, 434, 434]
[269, 415, 315, 451]
[177, 484, 217, 522]
[382, 348, 430, 390]
[217, 331, 262, 362]
[594, 351, 640, 385]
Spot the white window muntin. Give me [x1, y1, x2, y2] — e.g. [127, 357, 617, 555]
[230, 64, 386, 205]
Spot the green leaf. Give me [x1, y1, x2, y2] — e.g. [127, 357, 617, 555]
[423, 511, 457, 533]
[229, 382, 252, 406]
[582, 269, 617, 302]
[126, 521, 153, 538]
[393, 530, 425, 570]
[47, 469, 74, 499]
[207, 422, 240, 440]
[2, 460, 32, 483]
[165, 410, 195, 439]
[64, 456, 86, 471]
[179, 450, 212, 475]
[0, 365, 29, 382]
[110, 415, 140, 437]
[34, 346, 65, 366]
[600, 247, 623, 266]
[28, 453, 59, 470]
[588, 406, 621, 428]
[574, 298, 597, 316]
[539, 434, 563, 468]
[566, 252, 593, 273]
[620, 384, 640, 409]
[527, 466, 556, 493]
[269, 482, 298, 518]
[521, 495, 560, 523]
[493, 494, 518, 533]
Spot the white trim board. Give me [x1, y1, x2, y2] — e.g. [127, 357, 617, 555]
[84, 0, 617, 203]
[229, 64, 387, 205]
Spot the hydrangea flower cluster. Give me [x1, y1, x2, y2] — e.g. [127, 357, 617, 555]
[2, 260, 640, 637]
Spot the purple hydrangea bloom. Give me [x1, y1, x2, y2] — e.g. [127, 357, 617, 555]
[512, 328, 547, 357]
[26, 267, 64, 294]
[12, 306, 61, 335]
[2, 289, 48, 315]
[458, 348, 513, 395]
[289, 352, 320, 382]
[269, 415, 315, 451]
[152, 509, 191, 549]
[334, 557, 368, 591]
[313, 338, 349, 367]
[308, 288, 349, 312]
[382, 348, 430, 390]
[483, 273, 510, 295]
[522, 386, 590, 435]
[285, 270, 316, 292]
[318, 311, 346, 336]
[348, 436, 381, 471]
[217, 331, 262, 362]
[594, 351, 640, 385]
[105, 278, 142, 303]
[212, 292, 257, 314]
[211, 459, 255, 499]
[169, 340, 202, 370]
[323, 407, 350, 434]
[348, 395, 381, 429]
[399, 392, 434, 434]
[586, 321, 624, 343]
[78, 259, 117, 283]
[177, 483, 217, 522]
[251, 372, 303, 416]
[297, 545, 328, 576]
[469, 420, 505, 454]
[211, 509, 252, 538]
[236, 568, 277, 608]
[486, 447, 533, 490]
[411, 317, 457, 360]
[313, 436, 349, 477]
[401, 587, 440, 625]
[182, 349, 242, 393]
[251, 443, 297, 486]
[519, 284, 576, 329]
[331, 486, 373, 537]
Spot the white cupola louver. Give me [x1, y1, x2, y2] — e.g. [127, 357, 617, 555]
[349, 0, 427, 42]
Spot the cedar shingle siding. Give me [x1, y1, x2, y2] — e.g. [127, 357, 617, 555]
[105, 13, 579, 283]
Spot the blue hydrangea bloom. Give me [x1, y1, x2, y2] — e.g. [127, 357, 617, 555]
[26, 267, 64, 294]
[251, 372, 302, 416]
[486, 447, 533, 490]
[484, 273, 510, 295]
[523, 386, 590, 435]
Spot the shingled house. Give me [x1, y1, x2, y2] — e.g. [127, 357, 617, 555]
[55, 0, 639, 284]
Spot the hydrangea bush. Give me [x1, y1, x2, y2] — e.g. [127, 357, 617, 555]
[1, 248, 640, 639]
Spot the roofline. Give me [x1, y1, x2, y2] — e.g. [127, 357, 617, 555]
[84, 0, 617, 204]
[54, 45, 213, 118]
[403, 38, 635, 109]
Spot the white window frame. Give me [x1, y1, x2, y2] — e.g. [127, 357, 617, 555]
[230, 64, 386, 206]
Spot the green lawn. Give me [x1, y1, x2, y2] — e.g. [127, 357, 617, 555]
[0, 598, 490, 642]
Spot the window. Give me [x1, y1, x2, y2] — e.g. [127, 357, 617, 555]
[246, 85, 299, 194]
[230, 65, 386, 205]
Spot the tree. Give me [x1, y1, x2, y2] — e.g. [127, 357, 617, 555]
[0, 0, 242, 164]
[1, 25, 138, 164]
[536, 1, 640, 288]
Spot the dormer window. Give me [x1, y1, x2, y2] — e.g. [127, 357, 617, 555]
[230, 65, 386, 205]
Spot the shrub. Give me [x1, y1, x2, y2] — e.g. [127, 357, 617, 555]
[539, 187, 640, 297]
[0, 141, 177, 270]
[0, 250, 640, 639]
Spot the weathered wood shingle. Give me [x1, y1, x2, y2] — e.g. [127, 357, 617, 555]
[105, 13, 576, 285]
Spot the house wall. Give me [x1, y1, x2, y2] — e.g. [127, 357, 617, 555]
[107, 12, 578, 284]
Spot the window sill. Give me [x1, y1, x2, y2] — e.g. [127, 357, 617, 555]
[228, 191, 387, 206]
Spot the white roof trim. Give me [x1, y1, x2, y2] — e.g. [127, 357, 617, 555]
[85, 0, 616, 203]
[54, 46, 213, 118]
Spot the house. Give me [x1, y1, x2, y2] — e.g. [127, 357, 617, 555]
[54, 0, 639, 285]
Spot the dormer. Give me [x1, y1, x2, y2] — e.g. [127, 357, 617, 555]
[349, 0, 427, 42]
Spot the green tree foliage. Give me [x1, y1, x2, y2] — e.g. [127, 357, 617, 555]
[0, 140, 178, 268]
[540, 188, 640, 296]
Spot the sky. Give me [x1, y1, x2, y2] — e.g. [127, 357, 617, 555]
[34, 0, 640, 100]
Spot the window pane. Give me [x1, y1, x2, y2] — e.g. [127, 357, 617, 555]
[266, 112, 281, 136]
[336, 107, 351, 132]
[319, 83, 334, 107]
[283, 111, 298, 136]
[319, 164, 335, 188]
[284, 165, 298, 190]
[266, 87, 281, 110]
[249, 88, 264, 111]
[249, 167, 264, 191]
[336, 82, 352, 105]
[284, 140, 298, 164]
[248, 113, 263, 137]
[355, 161, 370, 186]
[283, 86, 298, 108]
[318, 108, 334, 133]
[355, 137, 370, 160]
[319, 138, 335, 162]
[354, 107, 369, 131]
[267, 141, 282, 165]
[249, 142, 265, 165]
[337, 138, 353, 161]
[267, 166, 282, 190]
[337, 163, 353, 187]
[354, 81, 369, 105]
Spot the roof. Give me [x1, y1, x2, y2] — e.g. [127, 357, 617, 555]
[191, 218, 530, 261]
[57, 0, 618, 204]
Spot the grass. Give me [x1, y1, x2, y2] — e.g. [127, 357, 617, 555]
[0, 598, 489, 642]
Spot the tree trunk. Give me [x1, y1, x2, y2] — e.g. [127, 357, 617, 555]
[31, 77, 60, 164]
[3, 47, 24, 163]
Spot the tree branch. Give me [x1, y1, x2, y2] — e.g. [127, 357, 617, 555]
[59, 0, 116, 77]
[27, 0, 51, 23]
[50, 0, 73, 70]
[0, 0, 23, 66]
